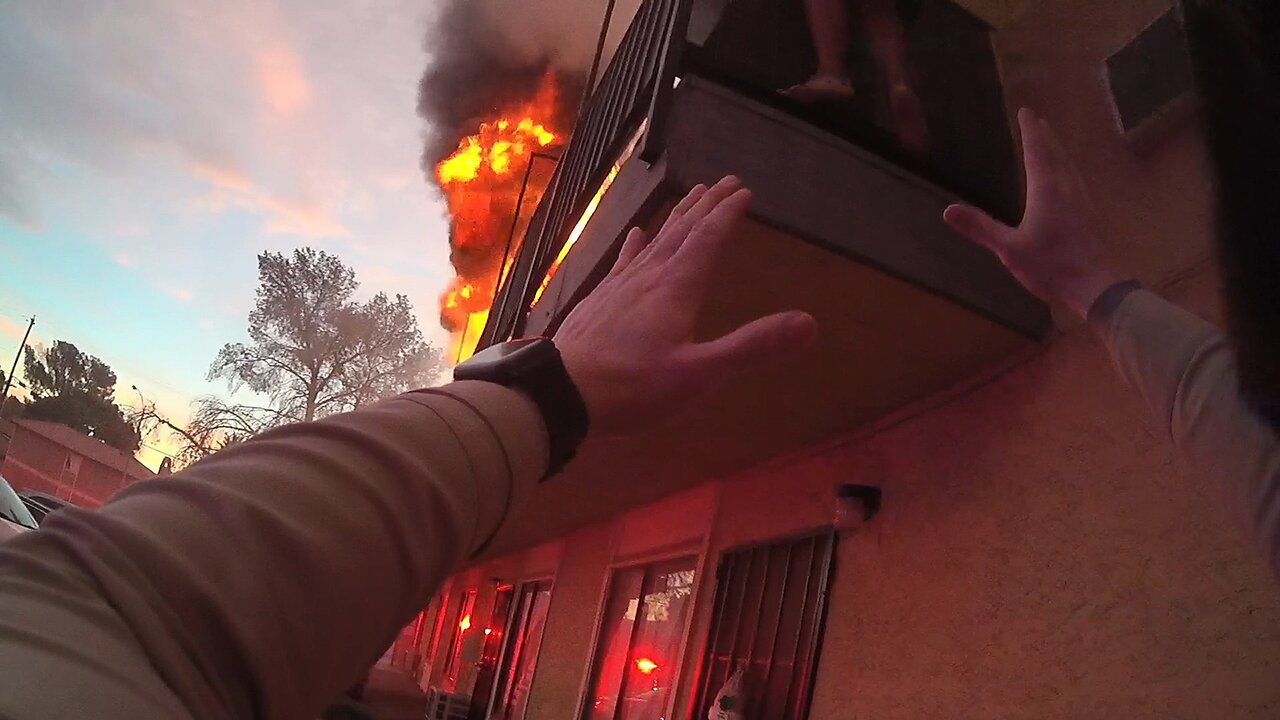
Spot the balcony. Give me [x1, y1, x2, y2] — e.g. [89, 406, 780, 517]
[478, 0, 1049, 555]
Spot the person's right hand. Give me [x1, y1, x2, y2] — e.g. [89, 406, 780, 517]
[943, 108, 1127, 319]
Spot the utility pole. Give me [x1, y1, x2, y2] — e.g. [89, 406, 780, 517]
[1, 315, 34, 415]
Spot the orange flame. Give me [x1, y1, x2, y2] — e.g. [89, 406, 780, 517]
[531, 161, 620, 306]
[531, 120, 646, 306]
[436, 75, 562, 363]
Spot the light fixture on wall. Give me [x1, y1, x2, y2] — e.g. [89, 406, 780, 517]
[833, 484, 882, 533]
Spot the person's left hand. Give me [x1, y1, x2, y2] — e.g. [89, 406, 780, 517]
[554, 176, 819, 434]
[942, 108, 1124, 319]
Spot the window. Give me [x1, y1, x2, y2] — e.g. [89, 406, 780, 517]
[1106, 8, 1193, 134]
[440, 588, 478, 691]
[387, 609, 429, 673]
[485, 579, 554, 720]
[470, 583, 516, 719]
[692, 532, 836, 720]
[582, 557, 698, 720]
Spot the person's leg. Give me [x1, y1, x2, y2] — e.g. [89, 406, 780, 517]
[787, 0, 856, 100]
[857, 0, 929, 154]
[805, 0, 851, 80]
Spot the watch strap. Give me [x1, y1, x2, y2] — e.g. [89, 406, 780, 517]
[454, 339, 589, 480]
[521, 346, 589, 478]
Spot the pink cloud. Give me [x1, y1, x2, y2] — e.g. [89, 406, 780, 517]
[113, 251, 136, 268]
[190, 160, 254, 194]
[190, 160, 349, 238]
[156, 282, 194, 302]
[259, 194, 351, 237]
[255, 43, 311, 118]
[0, 315, 31, 344]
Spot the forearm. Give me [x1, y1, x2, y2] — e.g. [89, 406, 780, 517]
[1096, 289, 1280, 577]
[0, 381, 548, 720]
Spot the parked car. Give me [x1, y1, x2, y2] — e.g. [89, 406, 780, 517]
[18, 490, 74, 525]
[0, 475, 38, 541]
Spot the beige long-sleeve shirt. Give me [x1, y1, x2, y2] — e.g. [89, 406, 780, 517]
[0, 291, 1277, 720]
[0, 382, 548, 719]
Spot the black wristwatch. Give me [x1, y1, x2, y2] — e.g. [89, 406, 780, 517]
[455, 338, 589, 479]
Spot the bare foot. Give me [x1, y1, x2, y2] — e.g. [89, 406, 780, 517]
[890, 82, 930, 157]
[783, 75, 856, 103]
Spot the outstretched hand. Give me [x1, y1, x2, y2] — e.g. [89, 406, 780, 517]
[554, 176, 818, 434]
[943, 108, 1126, 319]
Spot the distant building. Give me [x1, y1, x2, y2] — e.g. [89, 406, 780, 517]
[0, 419, 156, 508]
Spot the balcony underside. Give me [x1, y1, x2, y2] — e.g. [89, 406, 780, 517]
[483, 76, 1048, 558]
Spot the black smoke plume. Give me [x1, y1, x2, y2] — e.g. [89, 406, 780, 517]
[415, 0, 640, 171]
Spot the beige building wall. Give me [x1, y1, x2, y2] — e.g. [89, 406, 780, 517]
[521, 523, 612, 719]
[428, 1, 1280, 718]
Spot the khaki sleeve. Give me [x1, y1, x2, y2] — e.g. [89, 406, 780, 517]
[1098, 290, 1280, 578]
[0, 380, 549, 720]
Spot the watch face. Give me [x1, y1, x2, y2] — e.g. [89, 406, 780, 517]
[455, 337, 556, 382]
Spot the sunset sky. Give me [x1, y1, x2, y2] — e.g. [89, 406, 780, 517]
[0, 0, 458, 469]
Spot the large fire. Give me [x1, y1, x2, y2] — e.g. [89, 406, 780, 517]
[436, 75, 562, 363]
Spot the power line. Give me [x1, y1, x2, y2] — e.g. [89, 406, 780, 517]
[139, 442, 178, 460]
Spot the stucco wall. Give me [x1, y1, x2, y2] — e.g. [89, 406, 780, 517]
[995, 0, 1215, 291]
[522, 523, 614, 720]
[753, 274, 1277, 720]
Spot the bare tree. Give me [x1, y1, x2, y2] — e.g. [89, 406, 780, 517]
[127, 398, 241, 469]
[132, 249, 441, 467]
[210, 249, 441, 424]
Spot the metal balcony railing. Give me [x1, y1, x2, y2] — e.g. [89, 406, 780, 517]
[480, 0, 692, 348]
